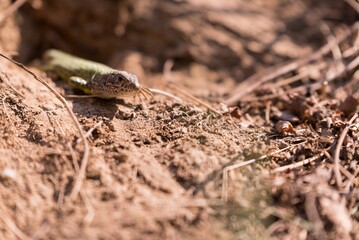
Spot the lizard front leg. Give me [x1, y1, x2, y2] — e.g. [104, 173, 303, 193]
[69, 76, 93, 94]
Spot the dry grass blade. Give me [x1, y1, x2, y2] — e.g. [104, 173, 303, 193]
[160, 59, 203, 104]
[46, 111, 80, 173]
[221, 159, 256, 202]
[304, 192, 326, 237]
[0, 215, 32, 240]
[0, 0, 28, 23]
[0, 53, 89, 201]
[0, 205, 32, 240]
[270, 153, 324, 174]
[248, 54, 359, 103]
[221, 140, 307, 201]
[77, 120, 104, 144]
[64, 85, 180, 103]
[80, 191, 95, 224]
[272, 72, 307, 88]
[225, 22, 359, 106]
[347, 54, 359, 71]
[149, 88, 183, 102]
[163, 59, 174, 81]
[323, 151, 355, 190]
[265, 101, 271, 124]
[0, 72, 25, 98]
[333, 113, 358, 190]
[345, 0, 359, 13]
[169, 83, 222, 116]
[1, 96, 17, 134]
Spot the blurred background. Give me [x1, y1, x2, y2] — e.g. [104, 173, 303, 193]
[1, 0, 357, 84]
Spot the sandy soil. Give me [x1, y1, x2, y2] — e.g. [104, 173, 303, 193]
[0, 0, 358, 239]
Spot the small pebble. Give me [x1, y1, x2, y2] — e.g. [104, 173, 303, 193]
[0, 168, 17, 181]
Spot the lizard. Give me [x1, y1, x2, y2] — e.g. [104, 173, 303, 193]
[43, 49, 152, 99]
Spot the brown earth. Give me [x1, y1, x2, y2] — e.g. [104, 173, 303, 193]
[0, 0, 358, 239]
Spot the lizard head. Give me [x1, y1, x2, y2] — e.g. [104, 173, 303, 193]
[91, 71, 143, 97]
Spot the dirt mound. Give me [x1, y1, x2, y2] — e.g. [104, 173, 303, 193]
[0, 0, 358, 239]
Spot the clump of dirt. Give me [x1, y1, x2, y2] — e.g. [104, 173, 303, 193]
[0, 0, 358, 239]
[0, 58, 265, 239]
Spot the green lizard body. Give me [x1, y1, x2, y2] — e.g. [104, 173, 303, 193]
[43, 49, 150, 98]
